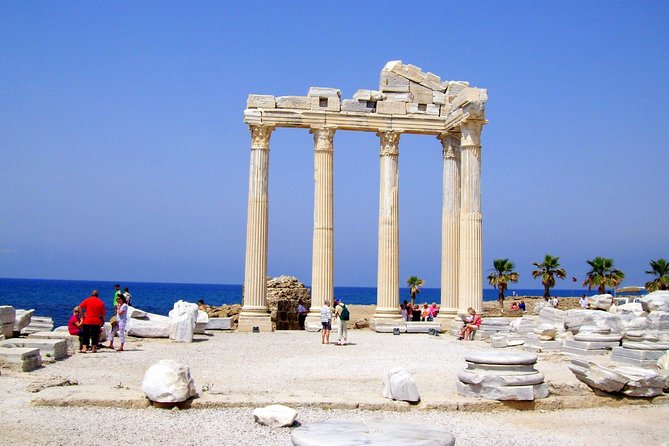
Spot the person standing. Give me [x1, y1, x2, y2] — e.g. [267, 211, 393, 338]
[320, 300, 332, 344]
[297, 299, 308, 330]
[113, 284, 122, 307]
[123, 287, 132, 306]
[116, 295, 128, 351]
[333, 299, 349, 345]
[79, 290, 106, 353]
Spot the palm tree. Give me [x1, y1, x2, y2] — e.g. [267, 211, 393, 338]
[487, 258, 519, 309]
[406, 276, 424, 307]
[583, 256, 625, 294]
[532, 254, 567, 300]
[645, 258, 669, 291]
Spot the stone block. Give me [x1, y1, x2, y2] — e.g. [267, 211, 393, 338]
[205, 317, 233, 330]
[29, 331, 80, 355]
[0, 347, 42, 371]
[352, 89, 384, 101]
[0, 338, 68, 360]
[640, 290, 669, 312]
[405, 322, 440, 333]
[406, 103, 440, 116]
[612, 356, 664, 368]
[432, 91, 447, 105]
[310, 96, 340, 112]
[307, 87, 341, 98]
[0, 306, 16, 324]
[382, 367, 420, 402]
[275, 96, 311, 110]
[376, 101, 406, 115]
[420, 71, 447, 91]
[340, 99, 375, 113]
[379, 71, 410, 93]
[291, 419, 455, 446]
[587, 294, 614, 311]
[611, 346, 666, 360]
[564, 339, 619, 350]
[446, 81, 469, 100]
[253, 404, 298, 428]
[562, 345, 609, 357]
[456, 381, 548, 401]
[142, 359, 197, 403]
[409, 82, 434, 104]
[465, 351, 538, 365]
[384, 93, 413, 103]
[373, 322, 406, 333]
[21, 316, 54, 335]
[246, 94, 276, 109]
[194, 310, 209, 335]
[574, 332, 622, 343]
[13, 309, 34, 333]
[621, 340, 669, 350]
[568, 359, 628, 393]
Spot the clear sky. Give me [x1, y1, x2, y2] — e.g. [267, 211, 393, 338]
[1, 1, 668, 289]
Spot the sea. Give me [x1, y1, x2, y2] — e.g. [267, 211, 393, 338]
[0, 277, 592, 328]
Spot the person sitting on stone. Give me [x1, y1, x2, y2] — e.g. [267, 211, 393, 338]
[459, 307, 482, 340]
[67, 306, 84, 351]
[579, 294, 589, 309]
[420, 303, 430, 321]
[428, 303, 439, 321]
[198, 299, 207, 311]
[519, 301, 526, 312]
[510, 302, 520, 311]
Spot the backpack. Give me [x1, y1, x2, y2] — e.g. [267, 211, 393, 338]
[340, 304, 350, 321]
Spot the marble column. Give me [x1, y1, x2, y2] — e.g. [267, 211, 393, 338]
[305, 126, 336, 331]
[437, 133, 461, 320]
[458, 120, 483, 313]
[239, 124, 274, 332]
[372, 130, 403, 329]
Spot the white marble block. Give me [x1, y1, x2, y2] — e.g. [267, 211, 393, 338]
[379, 71, 410, 93]
[126, 312, 171, 338]
[307, 87, 341, 98]
[587, 294, 614, 311]
[206, 317, 233, 330]
[13, 309, 34, 333]
[275, 96, 311, 110]
[247, 94, 276, 109]
[406, 103, 440, 115]
[640, 290, 669, 313]
[0, 338, 68, 360]
[252, 404, 298, 428]
[169, 301, 198, 343]
[382, 367, 420, 402]
[376, 101, 406, 115]
[141, 359, 197, 403]
[0, 347, 42, 371]
[310, 96, 340, 111]
[194, 310, 209, 335]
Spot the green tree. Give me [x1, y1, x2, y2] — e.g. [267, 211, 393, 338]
[487, 258, 519, 310]
[583, 256, 625, 294]
[532, 254, 567, 300]
[645, 258, 669, 292]
[406, 276, 424, 307]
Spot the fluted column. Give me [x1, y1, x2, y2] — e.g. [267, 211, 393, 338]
[438, 133, 461, 319]
[372, 130, 403, 328]
[305, 126, 336, 331]
[458, 120, 483, 313]
[239, 124, 274, 332]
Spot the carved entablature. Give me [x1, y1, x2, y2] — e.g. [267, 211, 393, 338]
[310, 126, 336, 152]
[249, 125, 274, 150]
[377, 130, 400, 157]
[243, 61, 487, 136]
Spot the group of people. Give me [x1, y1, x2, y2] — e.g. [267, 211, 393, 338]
[319, 298, 350, 345]
[67, 284, 132, 353]
[509, 300, 527, 312]
[400, 301, 439, 322]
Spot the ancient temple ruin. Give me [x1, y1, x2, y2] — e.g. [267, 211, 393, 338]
[239, 61, 488, 332]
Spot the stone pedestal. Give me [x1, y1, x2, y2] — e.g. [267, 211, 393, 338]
[456, 352, 549, 401]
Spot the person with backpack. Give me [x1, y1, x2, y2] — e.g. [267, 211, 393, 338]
[333, 298, 350, 345]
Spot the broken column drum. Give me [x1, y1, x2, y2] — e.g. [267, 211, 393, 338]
[241, 61, 488, 332]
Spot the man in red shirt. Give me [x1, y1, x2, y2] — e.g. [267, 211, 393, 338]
[79, 290, 106, 353]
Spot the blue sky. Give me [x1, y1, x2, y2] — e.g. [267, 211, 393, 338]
[1, 1, 668, 289]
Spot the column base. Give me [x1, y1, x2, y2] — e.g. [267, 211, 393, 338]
[370, 313, 405, 332]
[304, 314, 322, 332]
[237, 314, 273, 333]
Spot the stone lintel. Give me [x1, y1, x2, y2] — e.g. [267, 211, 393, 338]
[243, 108, 464, 135]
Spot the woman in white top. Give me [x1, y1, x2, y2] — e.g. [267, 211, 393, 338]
[320, 300, 332, 344]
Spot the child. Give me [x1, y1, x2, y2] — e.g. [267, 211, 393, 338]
[116, 295, 128, 351]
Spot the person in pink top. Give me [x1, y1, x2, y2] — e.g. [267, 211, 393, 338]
[459, 307, 482, 340]
[428, 303, 439, 321]
[67, 306, 84, 351]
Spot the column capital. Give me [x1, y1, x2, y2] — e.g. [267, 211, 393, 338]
[310, 126, 336, 152]
[459, 120, 483, 147]
[377, 130, 400, 157]
[437, 133, 461, 159]
[249, 125, 274, 150]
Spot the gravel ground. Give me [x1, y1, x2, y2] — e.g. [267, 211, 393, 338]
[0, 330, 667, 445]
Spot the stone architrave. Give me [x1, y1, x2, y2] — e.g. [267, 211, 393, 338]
[306, 127, 336, 332]
[240, 125, 275, 333]
[372, 130, 403, 328]
[437, 133, 460, 321]
[458, 121, 483, 313]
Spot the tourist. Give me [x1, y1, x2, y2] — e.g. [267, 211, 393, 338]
[123, 287, 132, 306]
[510, 302, 519, 311]
[400, 303, 408, 321]
[79, 290, 106, 353]
[421, 303, 430, 321]
[580, 294, 589, 309]
[333, 299, 350, 345]
[67, 306, 84, 351]
[197, 299, 207, 311]
[551, 296, 559, 308]
[411, 303, 421, 321]
[320, 299, 332, 344]
[459, 307, 482, 341]
[113, 284, 122, 307]
[297, 299, 308, 330]
[428, 302, 439, 321]
[108, 284, 122, 347]
[519, 300, 526, 312]
[115, 295, 128, 351]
